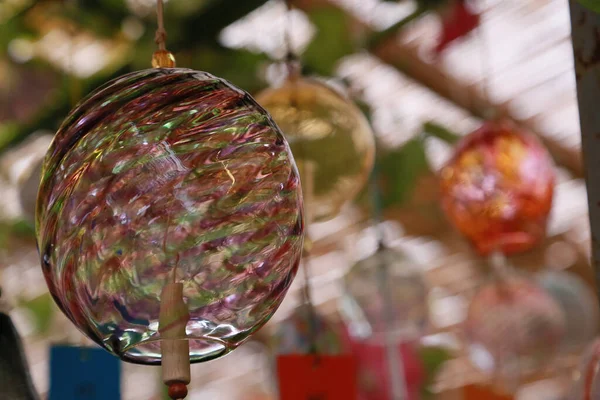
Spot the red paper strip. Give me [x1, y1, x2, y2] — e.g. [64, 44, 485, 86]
[463, 385, 514, 400]
[277, 355, 357, 400]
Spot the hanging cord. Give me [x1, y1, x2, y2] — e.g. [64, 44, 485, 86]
[155, 0, 167, 51]
[475, 0, 496, 120]
[280, 0, 317, 356]
[298, 162, 321, 357]
[152, 0, 176, 68]
[369, 162, 409, 400]
[282, 0, 301, 79]
[487, 249, 523, 391]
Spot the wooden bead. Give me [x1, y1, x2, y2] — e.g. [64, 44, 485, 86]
[168, 382, 188, 399]
[152, 50, 176, 68]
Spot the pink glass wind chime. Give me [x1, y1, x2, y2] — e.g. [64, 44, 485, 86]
[434, 7, 575, 390]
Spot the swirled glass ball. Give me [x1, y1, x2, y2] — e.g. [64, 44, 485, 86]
[36, 68, 304, 364]
[340, 247, 429, 343]
[255, 77, 375, 222]
[536, 271, 598, 353]
[271, 303, 343, 355]
[439, 120, 555, 256]
[466, 275, 565, 386]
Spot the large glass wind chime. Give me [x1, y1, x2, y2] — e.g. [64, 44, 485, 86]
[34, 1, 305, 398]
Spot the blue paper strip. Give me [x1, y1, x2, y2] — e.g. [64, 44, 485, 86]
[49, 345, 121, 400]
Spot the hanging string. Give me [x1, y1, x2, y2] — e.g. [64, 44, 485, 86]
[475, 0, 495, 120]
[369, 162, 386, 250]
[152, 0, 176, 68]
[282, 0, 300, 79]
[279, 0, 318, 356]
[155, 0, 167, 51]
[369, 159, 409, 400]
[298, 162, 321, 357]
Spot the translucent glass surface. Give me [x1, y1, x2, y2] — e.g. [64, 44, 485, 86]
[439, 120, 555, 256]
[466, 276, 565, 385]
[271, 303, 343, 355]
[537, 271, 598, 353]
[568, 338, 600, 400]
[256, 77, 375, 222]
[340, 247, 429, 343]
[36, 68, 304, 364]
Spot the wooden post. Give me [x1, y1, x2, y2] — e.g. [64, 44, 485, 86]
[159, 282, 190, 398]
[569, 1, 600, 298]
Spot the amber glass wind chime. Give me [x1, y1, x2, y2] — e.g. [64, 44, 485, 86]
[257, 0, 376, 363]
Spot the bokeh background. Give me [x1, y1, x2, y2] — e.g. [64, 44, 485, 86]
[0, 0, 592, 399]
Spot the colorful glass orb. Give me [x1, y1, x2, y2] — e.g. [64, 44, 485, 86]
[255, 77, 375, 222]
[537, 271, 598, 353]
[340, 247, 429, 343]
[439, 120, 555, 256]
[271, 303, 343, 355]
[36, 68, 304, 364]
[466, 276, 565, 385]
[568, 338, 600, 400]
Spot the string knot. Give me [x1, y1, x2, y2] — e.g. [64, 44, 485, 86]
[155, 29, 167, 51]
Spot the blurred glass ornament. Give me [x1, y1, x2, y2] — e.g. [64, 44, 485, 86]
[568, 338, 600, 400]
[340, 326, 425, 400]
[36, 68, 304, 364]
[466, 274, 565, 388]
[536, 271, 598, 354]
[271, 303, 343, 355]
[439, 120, 555, 256]
[256, 76, 375, 222]
[340, 247, 429, 343]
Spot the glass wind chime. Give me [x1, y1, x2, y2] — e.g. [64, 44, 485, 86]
[260, 0, 376, 364]
[437, 18, 597, 393]
[35, 1, 305, 398]
[339, 160, 430, 400]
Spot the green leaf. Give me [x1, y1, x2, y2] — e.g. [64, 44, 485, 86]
[11, 219, 35, 238]
[0, 219, 36, 249]
[303, 7, 355, 77]
[578, 0, 600, 13]
[376, 135, 430, 208]
[418, 345, 453, 399]
[422, 121, 462, 144]
[19, 293, 54, 335]
[0, 123, 21, 150]
[192, 47, 270, 94]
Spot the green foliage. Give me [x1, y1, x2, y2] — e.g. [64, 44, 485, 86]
[376, 135, 430, 208]
[418, 345, 453, 399]
[191, 46, 270, 95]
[0, 123, 22, 151]
[578, 0, 600, 13]
[302, 7, 355, 77]
[18, 293, 55, 335]
[422, 121, 461, 144]
[0, 219, 36, 249]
